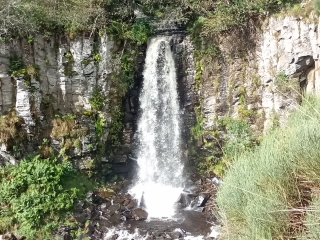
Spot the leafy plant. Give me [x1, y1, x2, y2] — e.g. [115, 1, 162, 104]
[0, 155, 95, 238]
[93, 53, 102, 62]
[109, 106, 123, 146]
[89, 87, 104, 111]
[8, 55, 24, 75]
[130, 19, 154, 45]
[94, 113, 105, 137]
[27, 35, 34, 44]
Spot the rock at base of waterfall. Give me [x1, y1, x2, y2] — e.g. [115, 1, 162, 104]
[126, 200, 137, 209]
[191, 193, 211, 208]
[108, 203, 121, 213]
[176, 192, 193, 208]
[132, 208, 148, 220]
[73, 210, 91, 223]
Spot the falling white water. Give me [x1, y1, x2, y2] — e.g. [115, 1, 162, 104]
[130, 36, 184, 218]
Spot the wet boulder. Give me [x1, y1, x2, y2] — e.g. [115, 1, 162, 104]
[74, 209, 91, 223]
[131, 208, 148, 220]
[176, 192, 194, 208]
[191, 193, 211, 208]
[108, 203, 121, 214]
[126, 200, 137, 209]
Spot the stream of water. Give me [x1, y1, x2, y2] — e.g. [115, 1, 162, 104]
[130, 36, 184, 218]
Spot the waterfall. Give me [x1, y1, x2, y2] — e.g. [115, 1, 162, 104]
[130, 36, 184, 218]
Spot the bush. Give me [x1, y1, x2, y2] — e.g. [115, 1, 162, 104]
[89, 87, 105, 111]
[130, 19, 154, 45]
[0, 155, 94, 238]
[0, 0, 105, 36]
[190, 0, 299, 36]
[216, 95, 320, 239]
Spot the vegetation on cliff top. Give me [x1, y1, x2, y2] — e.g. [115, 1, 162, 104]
[217, 95, 320, 239]
[0, 0, 303, 38]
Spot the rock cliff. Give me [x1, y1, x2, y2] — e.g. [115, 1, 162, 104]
[195, 16, 320, 155]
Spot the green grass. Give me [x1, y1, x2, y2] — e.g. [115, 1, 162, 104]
[217, 95, 320, 239]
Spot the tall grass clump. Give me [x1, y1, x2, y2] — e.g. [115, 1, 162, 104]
[217, 95, 320, 239]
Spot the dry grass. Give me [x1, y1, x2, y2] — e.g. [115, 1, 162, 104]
[0, 109, 25, 149]
[51, 114, 88, 154]
[51, 115, 88, 139]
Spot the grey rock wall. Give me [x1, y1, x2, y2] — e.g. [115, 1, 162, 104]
[198, 16, 320, 140]
[0, 34, 115, 166]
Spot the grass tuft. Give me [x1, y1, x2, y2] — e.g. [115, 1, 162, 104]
[217, 95, 320, 239]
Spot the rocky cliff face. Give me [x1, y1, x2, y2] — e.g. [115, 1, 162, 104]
[0, 31, 196, 179]
[0, 34, 116, 176]
[196, 16, 320, 152]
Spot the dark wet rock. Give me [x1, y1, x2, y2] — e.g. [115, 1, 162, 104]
[108, 203, 120, 213]
[295, 55, 314, 73]
[74, 210, 91, 223]
[113, 195, 126, 204]
[126, 200, 137, 209]
[132, 208, 148, 220]
[112, 163, 131, 174]
[177, 192, 193, 208]
[109, 213, 121, 224]
[191, 193, 211, 208]
[193, 207, 205, 212]
[113, 155, 127, 163]
[53, 226, 73, 240]
[170, 231, 182, 239]
[75, 200, 85, 210]
[123, 199, 130, 206]
[122, 209, 133, 219]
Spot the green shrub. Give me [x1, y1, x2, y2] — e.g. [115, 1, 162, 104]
[217, 95, 320, 239]
[0, 0, 105, 37]
[0, 155, 94, 238]
[190, 0, 299, 36]
[89, 87, 104, 111]
[219, 117, 257, 159]
[95, 113, 105, 137]
[8, 55, 24, 75]
[130, 19, 154, 45]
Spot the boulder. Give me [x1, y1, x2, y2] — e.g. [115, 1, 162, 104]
[74, 210, 91, 223]
[126, 200, 137, 209]
[108, 203, 120, 213]
[191, 193, 211, 208]
[131, 208, 148, 220]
